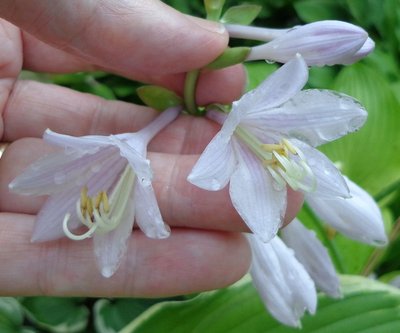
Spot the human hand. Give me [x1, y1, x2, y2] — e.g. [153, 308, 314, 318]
[0, 0, 303, 297]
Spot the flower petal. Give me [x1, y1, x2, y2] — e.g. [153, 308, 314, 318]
[341, 37, 375, 64]
[111, 137, 153, 185]
[281, 219, 341, 297]
[31, 188, 81, 242]
[245, 90, 367, 147]
[248, 235, 317, 327]
[9, 147, 119, 195]
[306, 176, 388, 246]
[44, 129, 111, 149]
[134, 183, 170, 239]
[31, 158, 127, 242]
[294, 140, 349, 198]
[188, 132, 236, 191]
[235, 55, 308, 117]
[93, 187, 136, 278]
[230, 141, 286, 242]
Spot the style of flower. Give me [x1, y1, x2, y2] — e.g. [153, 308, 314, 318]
[306, 175, 388, 246]
[226, 20, 374, 66]
[188, 55, 367, 242]
[9, 107, 180, 277]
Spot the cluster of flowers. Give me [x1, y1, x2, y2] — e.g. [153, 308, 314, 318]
[9, 20, 387, 326]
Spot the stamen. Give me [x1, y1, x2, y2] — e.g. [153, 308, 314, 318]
[234, 126, 317, 193]
[101, 191, 110, 213]
[63, 164, 136, 241]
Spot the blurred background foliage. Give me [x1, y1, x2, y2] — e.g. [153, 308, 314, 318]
[7, 0, 400, 331]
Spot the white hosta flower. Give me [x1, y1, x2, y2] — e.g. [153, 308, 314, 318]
[227, 20, 373, 66]
[281, 219, 341, 298]
[188, 55, 367, 242]
[306, 176, 388, 246]
[10, 107, 180, 277]
[248, 234, 317, 327]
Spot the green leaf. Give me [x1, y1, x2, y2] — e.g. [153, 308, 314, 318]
[119, 275, 400, 333]
[206, 47, 250, 70]
[94, 299, 161, 333]
[294, 0, 346, 22]
[0, 298, 25, 333]
[345, 0, 385, 29]
[204, 0, 225, 21]
[221, 5, 262, 25]
[319, 63, 400, 196]
[136, 86, 183, 111]
[21, 297, 89, 333]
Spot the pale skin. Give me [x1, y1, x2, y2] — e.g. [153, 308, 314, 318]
[0, 0, 303, 297]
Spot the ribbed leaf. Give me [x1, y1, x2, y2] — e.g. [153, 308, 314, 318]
[119, 276, 400, 333]
[21, 297, 89, 333]
[294, 0, 346, 22]
[0, 298, 24, 333]
[94, 299, 161, 333]
[319, 63, 400, 196]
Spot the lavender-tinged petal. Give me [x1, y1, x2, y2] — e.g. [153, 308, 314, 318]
[248, 235, 317, 327]
[188, 132, 236, 191]
[32, 158, 127, 242]
[235, 55, 308, 116]
[247, 20, 368, 66]
[10, 147, 119, 195]
[93, 188, 136, 278]
[111, 138, 153, 185]
[230, 141, 286, 242]
[44, 129, 111, 150]
[134, 183, 170, 239]
[294, 140, 349, 198]
[244, 90, 367, 147]
[306, 177, 388, 246]
[281, 219, 341, 297]
[31, 188, 81, 242]
[343, 37, 374, 63]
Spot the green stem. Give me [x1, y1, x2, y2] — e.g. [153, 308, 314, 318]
[184, 70, 200, 115]
[303, 204, 347, 274]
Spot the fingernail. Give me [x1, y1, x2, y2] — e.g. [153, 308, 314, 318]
[188, 16, 226, 34]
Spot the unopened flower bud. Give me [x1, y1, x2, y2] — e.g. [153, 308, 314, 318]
[245, 20, 371, 66]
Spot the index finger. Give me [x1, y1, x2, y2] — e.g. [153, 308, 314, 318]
[0, 0, 228, 82]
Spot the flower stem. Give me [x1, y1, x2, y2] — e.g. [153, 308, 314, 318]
[225, 24, 288, 41]
[303, 204, 347, 274]
[184, 70, 200, 115]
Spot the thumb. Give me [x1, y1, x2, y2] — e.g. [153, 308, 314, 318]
[0, 0, 228, 80]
